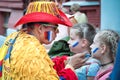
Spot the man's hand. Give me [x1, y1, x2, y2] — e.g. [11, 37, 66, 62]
[66, 53, 88, 69]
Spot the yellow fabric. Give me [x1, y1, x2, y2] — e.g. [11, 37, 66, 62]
[2, 31, 59, 80]
[0, 38, 10, 80]
[0, 43, 9, 61]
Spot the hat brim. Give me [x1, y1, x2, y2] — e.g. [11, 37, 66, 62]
[14, 10, 72, 27]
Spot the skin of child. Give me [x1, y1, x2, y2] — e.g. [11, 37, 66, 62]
[68, 23, 100, 80]
[90, 31, 114, 66]
[90, 30, 119, 80]
[68, 28, 90, 54]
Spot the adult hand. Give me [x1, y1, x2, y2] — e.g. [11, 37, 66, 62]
[66, 52, 88, 69]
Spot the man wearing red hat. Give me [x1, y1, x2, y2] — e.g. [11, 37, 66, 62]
[0, 1, 87, 80]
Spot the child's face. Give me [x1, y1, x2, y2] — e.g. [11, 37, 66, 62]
[90, 33, 103, 59]
[68, 28, 86, 54]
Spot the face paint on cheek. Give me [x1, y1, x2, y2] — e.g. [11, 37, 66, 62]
[44, 31, 53, 42]
[71, 41, 79, 47]
[92, 48, 99, 54]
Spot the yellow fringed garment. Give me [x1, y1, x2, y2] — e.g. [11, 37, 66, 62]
[2, 31, 59, 80]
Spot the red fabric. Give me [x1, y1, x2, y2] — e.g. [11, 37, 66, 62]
[59, 68, 78, 80]
[0, 60, 3, 77]
[52, 56, 67, 74]
[14, 12, 72, 27]
[0, 60, 3, 66]
[0, 72, 2, 77]
[52, 56, 78, 80]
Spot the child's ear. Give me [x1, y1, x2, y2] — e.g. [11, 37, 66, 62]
[101, 44, 107, 54]
[81, 39, 88, 47]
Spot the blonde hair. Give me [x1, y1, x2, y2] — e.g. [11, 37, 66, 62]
[97, 30, 119, 56]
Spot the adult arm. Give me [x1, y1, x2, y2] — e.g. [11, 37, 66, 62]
[52, 53, 87, 80]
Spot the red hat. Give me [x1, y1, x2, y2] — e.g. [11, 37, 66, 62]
[14, 1, 72, 27]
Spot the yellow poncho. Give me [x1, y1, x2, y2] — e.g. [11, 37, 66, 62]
[1, 31, 59, 80]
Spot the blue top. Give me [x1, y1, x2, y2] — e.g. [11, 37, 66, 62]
[75, 58, 100, 80]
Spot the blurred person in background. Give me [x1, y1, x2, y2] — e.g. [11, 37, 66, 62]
[70, 3, 88, 24]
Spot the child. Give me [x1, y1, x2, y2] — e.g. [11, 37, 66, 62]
[68, 23, 101, 80]
[90, 30, 119, 80]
